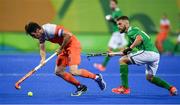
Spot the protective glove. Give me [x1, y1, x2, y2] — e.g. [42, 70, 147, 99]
[123, 47, 132, 55]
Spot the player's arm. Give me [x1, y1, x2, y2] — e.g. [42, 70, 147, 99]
[39, 43, 46, 65]
[56, 31, 72, 55]
[123, 35, 143, 55]
[129, 35, 143, 49]
[61, 31, 72, 49]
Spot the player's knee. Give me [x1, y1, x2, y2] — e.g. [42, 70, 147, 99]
[69, 69, 79, 75]
[55, 70, 64, 76]
[54, 66, 66, 76]
[55, 68, 64, 76]
[146, 74, 154, 82]
[120, 57, 128, 64]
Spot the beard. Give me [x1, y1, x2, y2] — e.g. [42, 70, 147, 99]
[119, 26, 126, 33]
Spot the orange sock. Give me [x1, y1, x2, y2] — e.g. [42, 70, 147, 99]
[61, 72, 80, 86]
[79, 69, 96, 79]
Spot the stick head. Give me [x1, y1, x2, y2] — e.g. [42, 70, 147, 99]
[15, 83, 21, 90]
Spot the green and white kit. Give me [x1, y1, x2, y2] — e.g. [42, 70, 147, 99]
[126, 26, 160, 75]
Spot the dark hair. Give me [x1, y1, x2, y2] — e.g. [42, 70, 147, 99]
[116, 16, 129, 21]
[25, 22, 41, 35]
[111, 0, 118, 4]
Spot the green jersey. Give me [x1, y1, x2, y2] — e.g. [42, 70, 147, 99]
[111, 8, 123, 32]
[127, 27, 158, 53]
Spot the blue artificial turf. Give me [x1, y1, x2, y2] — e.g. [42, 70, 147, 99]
[0, 53, 180, 104]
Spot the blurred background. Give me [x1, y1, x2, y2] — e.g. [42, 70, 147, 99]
[0, 0, 180, 54]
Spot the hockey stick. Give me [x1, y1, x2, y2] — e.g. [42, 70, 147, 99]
[87, 52, 123, 58]
[15, 52, 57, 90]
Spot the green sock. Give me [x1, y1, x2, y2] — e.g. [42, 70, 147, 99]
[120, 64, 128, 88]
[102, 56, 110, 67]
[150, 76, 171, 90]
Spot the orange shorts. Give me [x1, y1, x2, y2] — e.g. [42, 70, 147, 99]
[56, 37, 81, 67]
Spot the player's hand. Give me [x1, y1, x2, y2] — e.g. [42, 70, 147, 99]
[105, 15, 112, 21]
[107, 51, 114, 56]
[123, 47, 132, 55]
[55, 49, 62, 55]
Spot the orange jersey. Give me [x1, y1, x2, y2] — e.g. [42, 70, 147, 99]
[156, 19, 170, 41]
[40, 24, 76, 46]
[40, 23, 81, 66]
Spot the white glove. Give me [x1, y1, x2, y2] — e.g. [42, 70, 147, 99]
[105, 15, 112, 20]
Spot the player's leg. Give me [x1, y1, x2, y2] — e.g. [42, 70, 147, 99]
[68, 47, 106, 91]
[94, 32, 126, 71]
[94, 32, 117, 71]
[102, 32, 118, 68]
[93, 48, 112, 71]
[104, 32, 127, 69]
[102, 48, 112, 67]
[112, 55, 131, 94]
[68, 47, 96, 80]
[69, 65, 106, 91]
[112, 50, 153, 94]
[145, 55, 178, 96]
[70, 65, 96, 79]
[146, 73, 177, 96]
[56, 54, 87, 96]
[55, 65, 81, 87]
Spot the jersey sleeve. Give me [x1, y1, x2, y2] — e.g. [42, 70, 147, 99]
[42, 23, 64, 40]
[56, 26, 64, 37]
[128, 28, 139, 39]
[42, 23, 57, 34]
[129, 28, 150, 45]
[127, 27, 146, 46]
